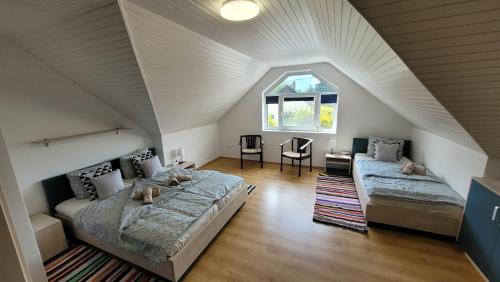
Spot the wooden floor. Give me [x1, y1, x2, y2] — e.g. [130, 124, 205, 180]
[184, 157, 482, 282]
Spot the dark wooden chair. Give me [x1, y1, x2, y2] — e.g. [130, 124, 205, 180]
[280, 137, 313, 177]
[240, 135, 263, 169]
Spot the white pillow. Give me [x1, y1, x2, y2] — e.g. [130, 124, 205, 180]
[367, 136, 405, 160]
[374, 143, 399, 162]
[140, 155, 163, 178]
[90, 169, 125, 199]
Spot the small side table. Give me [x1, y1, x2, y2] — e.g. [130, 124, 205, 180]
[179, 161, 195, 169]
[325, 153, 352, 176]
[30, 213, 68, 262]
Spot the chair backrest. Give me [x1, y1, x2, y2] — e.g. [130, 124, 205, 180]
[240, 135, 262, 149]
[294, 137, 312, 153]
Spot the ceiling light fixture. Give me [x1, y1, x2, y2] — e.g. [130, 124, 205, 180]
[220, 0, 259, 21]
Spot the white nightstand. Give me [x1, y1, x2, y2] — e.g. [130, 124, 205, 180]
[30, 213, 68, 261]
[325, 153, 352, 175]
[179, 161, 195, 169]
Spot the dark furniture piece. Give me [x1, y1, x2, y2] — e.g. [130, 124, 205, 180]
[280, 137, 313, 177]
[240, 135, 263, 169]
[459, 178, 500, 281]
[351, 137, 412, 159]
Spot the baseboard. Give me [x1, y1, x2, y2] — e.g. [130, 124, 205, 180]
[464, 252, 489, 282]
[215, 156, 325, 169]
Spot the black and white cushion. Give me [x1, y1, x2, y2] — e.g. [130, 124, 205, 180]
[79, 164, 113, 200]
[131, 151, 153, 178]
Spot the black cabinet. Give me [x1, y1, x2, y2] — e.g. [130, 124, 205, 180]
[459, 179, 500, 281]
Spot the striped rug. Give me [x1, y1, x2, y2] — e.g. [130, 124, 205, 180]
[44, 243, 167, 282]
[313, 175, 368, 232]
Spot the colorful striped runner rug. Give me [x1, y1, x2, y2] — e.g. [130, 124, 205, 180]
[313, 175, 368, 232]
[44, 243, 167, 282]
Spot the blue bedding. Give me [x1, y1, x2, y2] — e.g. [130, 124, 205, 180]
[356, 159, 465, 207]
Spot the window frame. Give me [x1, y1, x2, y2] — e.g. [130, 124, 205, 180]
[262, 70, 340, 134]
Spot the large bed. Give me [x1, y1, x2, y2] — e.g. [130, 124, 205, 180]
[42, 149, 247, 281]
[351, 138, 464, 238]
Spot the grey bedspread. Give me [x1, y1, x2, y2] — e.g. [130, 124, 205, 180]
[356, 160, 465, 206]
[73, 168, 244, 263]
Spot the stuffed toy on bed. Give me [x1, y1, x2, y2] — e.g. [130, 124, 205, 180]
[132, 186, 161, 205]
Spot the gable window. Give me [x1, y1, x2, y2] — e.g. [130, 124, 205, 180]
[263, 71, 339, 133]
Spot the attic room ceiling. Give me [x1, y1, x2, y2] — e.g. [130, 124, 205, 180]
[0, 1, 161, 135]
[349, 0, 500, 157]
[0, 0, 489, 155]
[127, 0, 481, 152]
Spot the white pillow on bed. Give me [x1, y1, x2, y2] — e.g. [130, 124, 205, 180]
[140, 155, 163, 178]
[367, 136, 405, 161]
[374, 143, 399, 162]
[90, 169, 125, 199]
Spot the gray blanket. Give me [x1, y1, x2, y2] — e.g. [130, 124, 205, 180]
[73, 168, 244, 263]
[357, 160, 464, 206]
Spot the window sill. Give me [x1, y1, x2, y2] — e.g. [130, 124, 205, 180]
[263, 128, 336, 135]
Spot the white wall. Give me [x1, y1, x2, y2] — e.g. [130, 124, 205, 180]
[0, 129, 46, 282]
[0, 39, 152, 214]
[161, 124, 220, 167]
[411, 127, 488, 198]
[219, 62, 413, 166]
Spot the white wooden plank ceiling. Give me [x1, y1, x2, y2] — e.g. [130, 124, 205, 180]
[119, 1, 269, 134]
[350, 0, 500, 157]
[0, 0, 490, 154]
[0, 1, 161, 135]
[128, 0, 482, 151]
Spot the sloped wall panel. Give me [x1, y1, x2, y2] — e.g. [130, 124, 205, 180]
[350, 0, 500, 157]
[1, 2, 161, 135]
[120, 1, 269, 133]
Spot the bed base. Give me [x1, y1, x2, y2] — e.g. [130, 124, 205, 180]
[57, 186, 248, 282]
[353, 162, 461, 238]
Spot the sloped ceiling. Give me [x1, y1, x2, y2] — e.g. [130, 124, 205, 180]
[0, 0, 488, 154]
[349, 0, 500, 157]
[127, 0, 482, 151]
[119, 1, 269, 133]
[0, 1, 161, 135]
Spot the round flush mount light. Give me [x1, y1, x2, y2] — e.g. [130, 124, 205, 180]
[220, 0, 259, 21]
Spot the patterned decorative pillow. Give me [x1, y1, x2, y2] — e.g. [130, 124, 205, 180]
[66, 162, 112, 198]
[367, 136, 405, 161]
[119, 148, 149, 179]
[131, 151, 153, 178]
[79, 164, 113, 200]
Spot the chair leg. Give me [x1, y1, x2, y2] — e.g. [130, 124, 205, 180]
[260, 153, 263, 168]
[291, 159, 294, 167]
[310, 156, 312, 172]
[240, 153, 243, 169]
[280, 155, 283, 171]
[298, 159, 302, 177]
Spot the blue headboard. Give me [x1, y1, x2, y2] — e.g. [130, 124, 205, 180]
[352, 138, 411, 159]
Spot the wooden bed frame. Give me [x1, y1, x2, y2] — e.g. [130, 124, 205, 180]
[41, 149, 248, 281]
[351, 138, 462, 238]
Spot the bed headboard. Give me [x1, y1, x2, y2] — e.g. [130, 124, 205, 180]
[351, 138, 411, 159]
[42, 148, 155, 215]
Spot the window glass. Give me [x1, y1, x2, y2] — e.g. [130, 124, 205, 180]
[267, 104, 279, 128]
[320, 94, 337, 130]
[263, 71, 338, 133]
[283, 97, 315, 128]
[269, 74, 335, 95]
